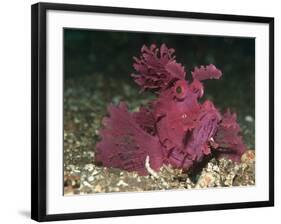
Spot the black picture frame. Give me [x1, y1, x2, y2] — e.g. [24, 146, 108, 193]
[31, 2, 274, 222]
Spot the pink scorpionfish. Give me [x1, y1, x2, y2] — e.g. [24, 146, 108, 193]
[96, 44, 246, 175]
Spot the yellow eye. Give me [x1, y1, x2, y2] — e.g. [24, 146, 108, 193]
[173, 80, 187, 99]
[176, 86, 182, 94]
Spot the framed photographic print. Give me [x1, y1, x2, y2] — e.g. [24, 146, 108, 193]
[31, 2, 274, 222]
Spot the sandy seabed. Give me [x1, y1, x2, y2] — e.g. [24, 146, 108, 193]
[63, 75, 255, 195]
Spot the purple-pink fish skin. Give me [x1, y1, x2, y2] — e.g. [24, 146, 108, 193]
[96, 44, 246, 175]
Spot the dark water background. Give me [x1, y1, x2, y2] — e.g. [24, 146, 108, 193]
[63, 29, 255, 150]
[64, 29, 255, 116]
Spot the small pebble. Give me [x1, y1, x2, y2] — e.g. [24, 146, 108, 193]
[245, 115, 254, 122]
[87, 176, 94, 182]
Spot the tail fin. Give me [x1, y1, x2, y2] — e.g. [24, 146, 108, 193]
[213, 109, 246, 162]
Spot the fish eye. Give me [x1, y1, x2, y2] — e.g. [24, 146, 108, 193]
[176, 86, 182, 94]
[173, 80, 187, 100]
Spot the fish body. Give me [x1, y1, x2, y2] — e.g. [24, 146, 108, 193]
[96, 44, 246, 175]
